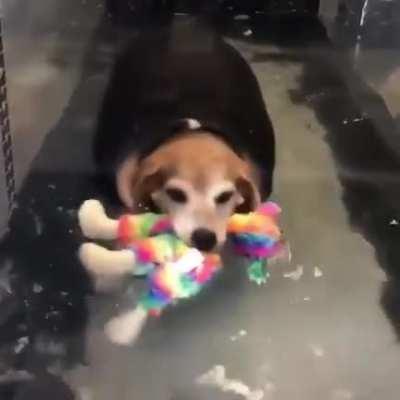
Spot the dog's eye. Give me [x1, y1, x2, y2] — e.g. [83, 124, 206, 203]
[215, 190, 234, 205]
[166, 188, 187, 203]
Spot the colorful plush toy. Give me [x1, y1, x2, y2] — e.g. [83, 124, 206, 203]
[78, 199, 284, 345]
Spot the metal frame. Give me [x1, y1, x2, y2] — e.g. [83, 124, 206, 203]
[0, 18, 16, 214]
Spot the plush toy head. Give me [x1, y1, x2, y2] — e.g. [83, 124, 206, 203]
[136, 235, 221, 316]
[116, 214, 222, 315]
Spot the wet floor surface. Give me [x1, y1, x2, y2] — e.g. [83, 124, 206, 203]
[1, 8, 400, 400]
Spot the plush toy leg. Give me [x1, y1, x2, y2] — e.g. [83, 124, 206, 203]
[105, 306, 148, 345]
[79, 243, 136, 276]
[79, 199, 119, 240]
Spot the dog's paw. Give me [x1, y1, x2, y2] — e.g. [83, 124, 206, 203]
[78, 199, 108, 239]
[105, 307, 148, 346]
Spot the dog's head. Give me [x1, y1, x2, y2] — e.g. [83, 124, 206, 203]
[117, 132, 260, 251]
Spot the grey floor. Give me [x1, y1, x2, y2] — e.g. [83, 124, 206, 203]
[1, 5, 400, 400]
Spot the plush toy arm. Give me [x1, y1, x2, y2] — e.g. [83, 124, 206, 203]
[79, 243, 136, 277]
[78, 199, 119, 240]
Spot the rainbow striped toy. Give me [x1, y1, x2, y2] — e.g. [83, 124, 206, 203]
[115, 202, 284, 316]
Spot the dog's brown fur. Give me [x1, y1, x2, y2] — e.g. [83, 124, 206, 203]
[116, 131, 261, 248]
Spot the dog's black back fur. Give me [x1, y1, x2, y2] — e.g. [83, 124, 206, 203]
[94, 20, 275, 198]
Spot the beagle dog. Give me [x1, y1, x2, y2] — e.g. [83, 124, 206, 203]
[94, 21, 275, 252]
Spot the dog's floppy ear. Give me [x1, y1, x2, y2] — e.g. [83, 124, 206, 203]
[226, 154, 261, 213]
[235, 176, 261, 213]
[116, 155, 169, 210]
[131, 165, 169, 211]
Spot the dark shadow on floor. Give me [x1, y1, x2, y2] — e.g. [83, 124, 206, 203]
[288, 36, 400, 341]
[0, 13, 132, 398]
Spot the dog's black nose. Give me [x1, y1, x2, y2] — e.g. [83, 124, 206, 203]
[191, 229, 217, 252]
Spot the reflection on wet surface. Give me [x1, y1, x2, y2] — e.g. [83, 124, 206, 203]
[1, 2, 400, 399]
